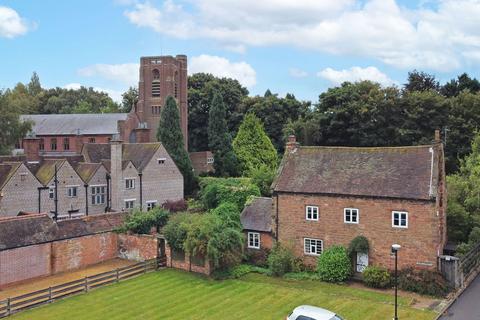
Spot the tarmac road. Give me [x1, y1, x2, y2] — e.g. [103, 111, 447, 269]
[439, 273, 480, 319]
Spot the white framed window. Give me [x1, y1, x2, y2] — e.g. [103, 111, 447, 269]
[207, 157, 214, 164]
[157, 158, 166, 164]
[306, 206, 319, 221]
[304, 238, 323, 256]
[67, 186, 78, 198]
[392, 211, 408, 228]
[247, 232, 260, 249]
[344, 208, 359, 224]
[125, 178, 135, 189]
[48, 186, 55, 199]
[146, 200, 157, 211]
[91, 185, 106, 205]
[124, 199, 135, 210]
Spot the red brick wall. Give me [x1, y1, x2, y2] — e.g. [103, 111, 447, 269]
[118, 234, 158, 261]
[189, 151, 214, 174]
[0, 244, 51, 287]
[29, 134, 113, 154]
[244, 231, 274, 250]
[165, 245, 211, 275]
[275, 193, 443, 271]
[51, 233, 118, 274]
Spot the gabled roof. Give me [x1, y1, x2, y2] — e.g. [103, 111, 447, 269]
[272, 145, 441, 201]
[21, 113, 128, 135]
[82, 143, 161, 171]
[241, 197, 272, 232]
[75, 162, 104, 183]
[30, 159, 66, 185]
[0, 162, 22, 190]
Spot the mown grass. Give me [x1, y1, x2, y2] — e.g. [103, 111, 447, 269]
[12, 269, 437, 320]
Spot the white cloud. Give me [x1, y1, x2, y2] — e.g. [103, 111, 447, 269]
[318, 66, 396, 86]
[289, 68, 308, 78]
[78, 63, 139, 86]
[190, 54, 256, 88]
[64, 83, 123, 103]
[0, 6, 30, 38]
[123, 0, 480, 72]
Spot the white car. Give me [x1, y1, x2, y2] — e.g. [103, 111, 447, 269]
[287, 305, 344, 320]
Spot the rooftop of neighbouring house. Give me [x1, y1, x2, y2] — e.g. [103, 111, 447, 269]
[21, 113, 128, 136]
[0, 162, 22, 190]
[272, 144, 442, 201]
[0, 212, 126, 250]
[240, 197, 272, 232]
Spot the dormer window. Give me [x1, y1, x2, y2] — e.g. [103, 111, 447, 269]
[157, 158, 166, 164]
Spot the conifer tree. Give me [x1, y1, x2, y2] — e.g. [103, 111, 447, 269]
[208, 93, 238, 176]
[233, 113, 278, 175]
[157, 96, 196, 194]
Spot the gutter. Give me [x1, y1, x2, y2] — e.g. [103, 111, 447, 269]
[84, 184, 89, 216]
[37, 186, 48, 213]
[139, 172, 143, 211]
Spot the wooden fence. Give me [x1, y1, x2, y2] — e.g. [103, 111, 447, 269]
[440, 241, 480, 289]
[0, 257, 166, 318]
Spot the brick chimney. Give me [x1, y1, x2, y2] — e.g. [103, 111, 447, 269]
[286, 135, 299, 153]
[23, 137, 41, 162]
[110, 136, 123, 211]
[434, 129, 441, 144]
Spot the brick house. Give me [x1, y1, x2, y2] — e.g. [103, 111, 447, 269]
[240, 197, 274, 251]
[271, 134, 447, 272]
[189, 151, 215, 175]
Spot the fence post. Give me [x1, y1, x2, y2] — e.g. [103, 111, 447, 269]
[6, 298, 10, 316]
[144, 261, 147, 274]
[49, 287, 52, 302]
[85, 276, 88, 292]
[116, 269, 119, 282]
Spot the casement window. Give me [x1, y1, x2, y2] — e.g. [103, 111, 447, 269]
[305, 206, 319, 221]
[48, 186, 55, 199]
[151, 106, 161, 114]
[91, 185, 106, 205]
[67, 186, 78, 198]
[247, 232, 260, 249]
[39, 139, 45, 151]
[51, 138, 57, 151]
[124, 199, 135, 210]
[125, 178, 135, 189]
[344, 208, 359, 224]
[89, 137, 96, 143]
[157, 158, 166, 164]
[392, 211, 408, 228]
[207, 157, 214, 164]
[63, 138, 70, 151]
[304, 238, 323, 256]
[146, 200, 157, 211]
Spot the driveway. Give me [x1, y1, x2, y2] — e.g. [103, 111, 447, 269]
[439, 273, 480, 319]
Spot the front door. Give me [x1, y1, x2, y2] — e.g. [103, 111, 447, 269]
[356, 252, 368, 273]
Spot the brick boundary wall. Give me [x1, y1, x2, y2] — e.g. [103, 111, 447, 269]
[118, 234, 158, 261]
[165, 245, 211, 275]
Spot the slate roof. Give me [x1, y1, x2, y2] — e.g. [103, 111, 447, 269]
[21, 113, 128, 135]
[82, 143, 161, 171]
[272, 145, 441, 201]
[0, 212, 126, 250]
[30, 159, 66, 185]
[75, 163, 103, 183]
[0, 162, 22, 190]
[241, 197, 272, 232]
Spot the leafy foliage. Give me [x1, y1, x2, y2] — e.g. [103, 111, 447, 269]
[267, 244, 297, 277]
[207, 92, 238, 176]
[247, 164, 276, 197]
[347, 236, 370, 257]
[163, 213, 193, 251]
[0, 90, 32, 154]
[121, 207, 170, 234]
[199, 177, 260, 211]
[121, 86, 138, 112]
[397, 267, 449, 297]
[363, 266, 391, 289]
[316, 246, 351, 283]
[157, 96, 197, 194]
[233, 113, 278, 175]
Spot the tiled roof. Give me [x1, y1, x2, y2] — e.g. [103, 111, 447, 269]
[272, 145, 440, 200]
[83, 143, 161, 171]
[0, 212, 126, 250]
[31, 159, 66, 185]
[240, 197, 272, 232]
[0, 162, 22, 190]
[75, 163, 103, 183]
[21, 113, 128, 135]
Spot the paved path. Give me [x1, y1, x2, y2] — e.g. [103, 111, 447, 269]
[439, 273, 480, 319]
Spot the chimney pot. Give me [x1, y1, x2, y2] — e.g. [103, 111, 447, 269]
[286, 135, 299, 153]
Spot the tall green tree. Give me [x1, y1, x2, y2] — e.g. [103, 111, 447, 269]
[403, 70, 440, 93]
[233, 113, 278, 175]
[121, 86, 139, 112]
[0, 91, 32, 154]
[157, 96, 196, 194]
[442, 73, 480, 97]
[27, 72, 42, 96]
[208, 93, 238, 176]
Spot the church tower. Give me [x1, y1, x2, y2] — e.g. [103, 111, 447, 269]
[135, 55, 188, 149]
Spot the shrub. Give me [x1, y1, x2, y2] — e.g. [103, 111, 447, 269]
[121, 208, 170, 234]
[396, 267, 449, 297]
[244, 248, 270, 267]
[363, 266, 391, 289]
[267, 244, 295, 276]
[211, 202, 241, 229]
[163, 213, 192, 251]
[162, 199, 188, 212]
[347, 235, 369, 257]
[199, 177, 261, 211]
[247, 164, 276, 197]
[316, 246, 351, 283]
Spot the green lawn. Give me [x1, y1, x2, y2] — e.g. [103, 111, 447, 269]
[12, 269, 436, 320]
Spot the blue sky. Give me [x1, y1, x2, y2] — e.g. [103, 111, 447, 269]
[1, 0, 480, 102]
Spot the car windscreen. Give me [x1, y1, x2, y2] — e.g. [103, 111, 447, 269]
[330, 316, 344, 320]
[296, 316, 316, 320]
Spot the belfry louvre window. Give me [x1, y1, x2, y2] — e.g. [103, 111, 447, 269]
[152, 69, 160, 97]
